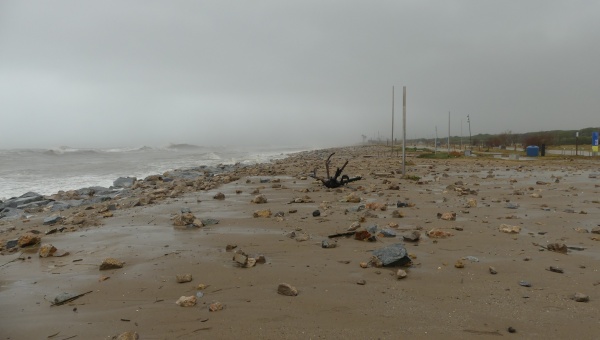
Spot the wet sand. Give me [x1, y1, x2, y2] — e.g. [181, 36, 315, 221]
[1, 145, 600, 339]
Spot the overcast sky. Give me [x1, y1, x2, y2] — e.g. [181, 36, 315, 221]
[1, 1, 599, 149]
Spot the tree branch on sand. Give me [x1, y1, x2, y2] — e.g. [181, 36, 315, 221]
[310, 152, 362, 188]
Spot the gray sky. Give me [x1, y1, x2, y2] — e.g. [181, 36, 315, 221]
[1, 1, 599, 149]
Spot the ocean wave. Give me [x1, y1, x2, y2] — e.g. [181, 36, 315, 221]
[165, 143, 202, 150]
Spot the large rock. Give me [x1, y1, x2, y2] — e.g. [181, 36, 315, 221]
[3, 193, 45, 208]
[371, 243, 411, 267]
[18, 233, 41, 247]
[43, 215, 63, 225]
[113, 177, 137, 188]
[0, 207, 25, 220]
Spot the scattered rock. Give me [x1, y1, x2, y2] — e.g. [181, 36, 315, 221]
[396, 269, 408, 279]
[354, 230, 376, 242]
[100, 258, 124, 270]
[343, 192, 361, 203]
[176, 295, 197, 307]
[547, 266, 564, 273]
[347, 221, 361, 231]
[209, 301, 224, 311]
[489, 266, 498, 274]
[226, 244, 238, 252]
[18, 232, 41, 247]
[252, 194, 267, 204]
[590, 226, 600, 234]
[454, 260, 465, 268]
[499, 224, 521, 234]
[356, 279, 366, 285]
[116, 331, 139, 340]
[312, 210, 321, 217]
[507, 327, 516, 333]
[391, 210, 405, 218]
[438, 212, 456, 221]
[466, 198, 477, 207]
[43, 215, 63, 225]
[426, 229, 453, 238]
[371, 243, 411, 267]
[547, 243, 567, 254]
[572, 292, 589, 302]
[403, 230, 421, 242]
[278, 283, 298, 296]
[518, 280, 532, 287]
[253, 209, 272, 218]
[213, 192, 225, 200]
[113, 177, 137, 188]
[321, 239, 337, 248]
[176, 274, 193, 283]
[38, 244, 57, 258]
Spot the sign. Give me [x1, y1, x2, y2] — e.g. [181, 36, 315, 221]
[593, 132, 599, 152]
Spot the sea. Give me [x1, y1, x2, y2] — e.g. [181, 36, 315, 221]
[0, 144, 310, 201]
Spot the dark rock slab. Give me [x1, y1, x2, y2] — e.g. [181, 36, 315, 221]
[372, 243, 411, 266]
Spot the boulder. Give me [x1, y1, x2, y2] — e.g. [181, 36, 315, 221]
[99, 258, 124, 270]
[18, 232, 41, 247]
[113, 177, 137, 188]
[371, 243, 411, 266]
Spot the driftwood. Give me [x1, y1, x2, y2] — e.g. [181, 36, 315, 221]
[310, 153, 362, 188]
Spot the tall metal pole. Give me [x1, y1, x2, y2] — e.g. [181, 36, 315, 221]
[447, 111, 450, 155]
[402, 86, 406, 176]
[467, 114, 472, 149]
[391, 86, 394, 156]
[435, 126, 438, 154]
[460, 119, 463, 150]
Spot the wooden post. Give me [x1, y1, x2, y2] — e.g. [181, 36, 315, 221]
[391, 86, 395, 157]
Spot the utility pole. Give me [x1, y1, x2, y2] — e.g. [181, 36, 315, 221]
[447, 111, 450, 155]
[467, 114, 472, 149]
[435, 126, 438, 155]
[460, 118, 463, 150]
[391, 86, 394, 157]
[402, 86, 406, 176]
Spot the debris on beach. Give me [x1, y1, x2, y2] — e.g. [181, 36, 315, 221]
[52, 291, 93, 306]
[427, 229, 454, 238]
[499, 224, 521, 234]
[396, 269, 408, 279]
[17, 232, 41, 247]
[99, 257, 124, 270]
[251, 194, 268, 204]
[176, 274, 193, 283]
[371, 243, 411, 267]
[253, 209, 272, 218]
[232, 249, 265, 268]
[176, 295, 197, 307]
[391, 210, 405, 218]
[278, 283, 298, 296]
[341, 192, 361, 203]
[116, 331, 139, 340]
[172, 212, 203, 228]
[546, 243, 568, 254]
[489, 266, 498, 274]
[310, 152, 362, 188]
[437, 212, 456, 221]
[209, 301, 224, 311]
[287, 230, 310, 242]
[321, 239, 337, 248]
[289, 195, 314, 203]
[213, 192, 225, 200]
[38, 244, 57, 258]
[572, 292, 589, 302]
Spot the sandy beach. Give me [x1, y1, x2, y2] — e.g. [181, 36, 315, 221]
[1, 145, 600, 339]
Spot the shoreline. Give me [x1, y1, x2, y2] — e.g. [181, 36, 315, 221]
[2, 144, 600, 339]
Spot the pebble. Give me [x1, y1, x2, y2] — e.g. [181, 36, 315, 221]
[572, 292, 589, 302]
[489, 266, 498, 274]
[396, 269, 408, 279]
[176, 295, 197, 307]
[209, 301, 224, 311]
[99, 258, 124, 270]
[278, 283, 298, 296]
[176, 274, 193, 283]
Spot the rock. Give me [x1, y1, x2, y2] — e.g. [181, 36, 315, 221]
[591, 226, 600, 234]
[378, 229, 396, 237]
[343, 193, 361, 203]
[113, 176, 137, 188]
[209, 301, 224, 311]
[454, 260, 465, 268]
[116, 331, 139, 340]
[519, 280, 532, 287]
[253, 209, 272, 218]
[5, 239, 18, 249]
[321, 239, 337, 248]
[396, 269, 408, 279]
[438, 212, 456, 221]
[176, 274, 193, 283]
[213, 192, 225, 200]
[507, 327, 516, 333]
[403, 230, 421, 242]
[356, 279, 366, 285]
[354, 230, 375, 241]
[530, 193, 542, 198]
[175, 295, 197, 307]
[371, 243, 411, 267]
[499, 224, 521, 234]
[466, 198, 477, 207]
[251, 194, 268, 204]
[426, 229, 453, 238]
[201, 218, 219, 226]
[547, 266, 564, 273]
[312, 210, 321, 217]
[226, 244, 237, 252]
[99, 258, 124, 270]
[233, 251, 249, 266]
[53, 292, 79, 305]
[489, 266, 498, 274]
[347, 221, 361, 231]
[287, 231, 310, 242]
[505, 203, 520, 209]
[172, 212, 201, 227]
[38, 244, 57, 258]
[391, 210, 405, 218]
[277, 283, 298, 296]
[572, 292, 589, 302]
[18, 232, 41, 247]
[547, 243, 567, 254]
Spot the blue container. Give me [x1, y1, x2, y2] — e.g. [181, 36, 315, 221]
[526, 145, 539, 157]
